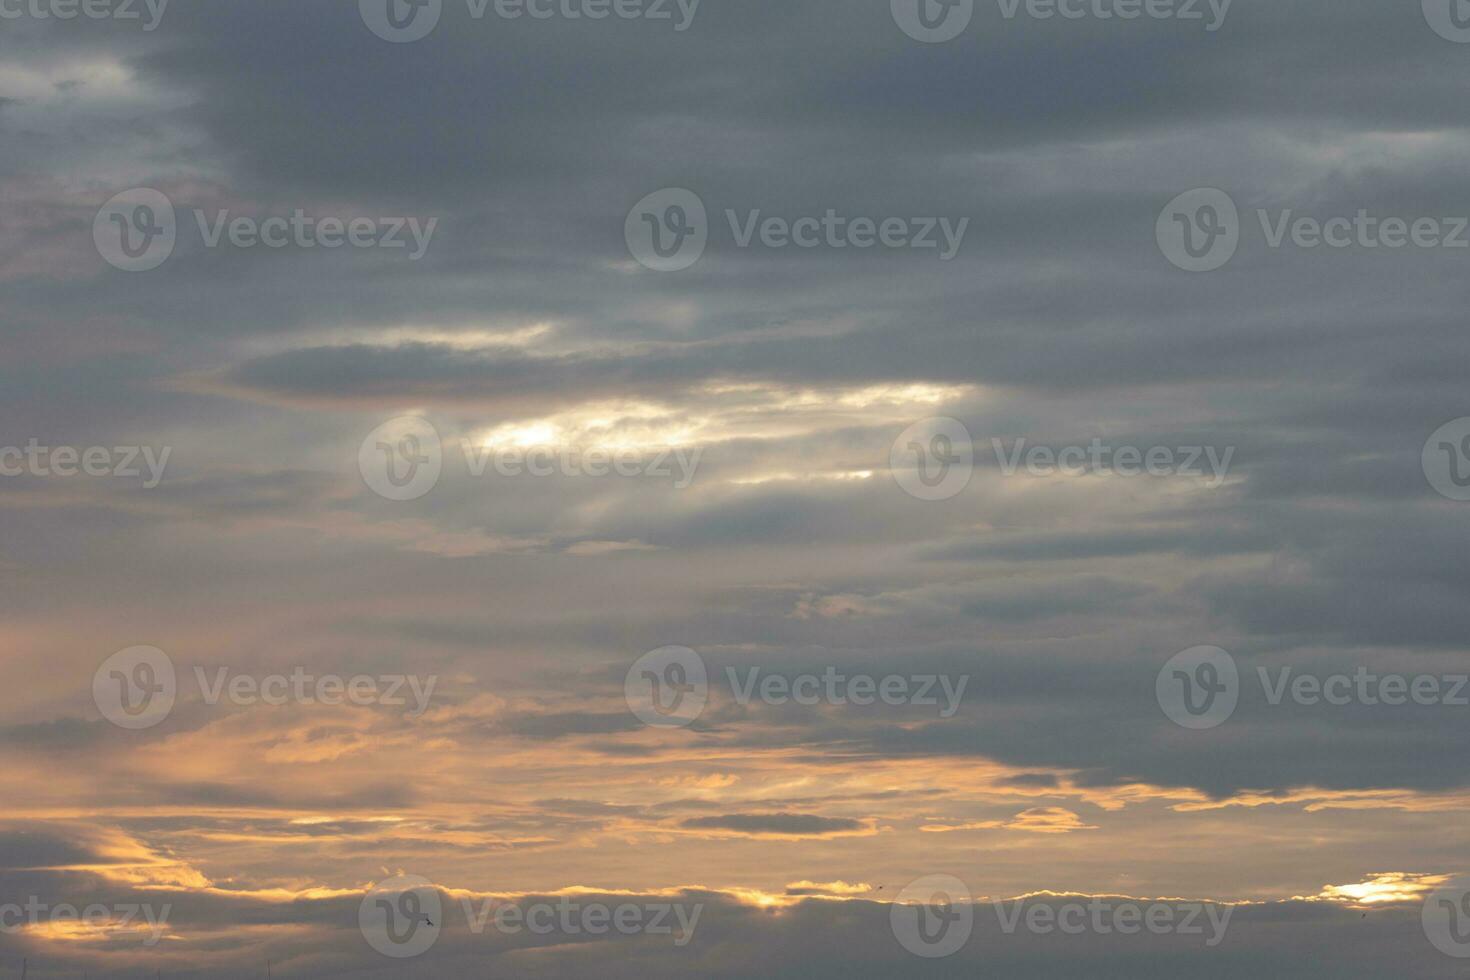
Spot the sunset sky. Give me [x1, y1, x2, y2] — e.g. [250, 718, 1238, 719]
[4, 0, 1470, 975]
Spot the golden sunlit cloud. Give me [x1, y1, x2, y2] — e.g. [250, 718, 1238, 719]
[1303, 873, 1448, 907]
[921, 806, 1099, 835]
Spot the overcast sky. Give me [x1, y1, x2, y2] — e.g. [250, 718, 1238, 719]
[3, 0, 1470, 975]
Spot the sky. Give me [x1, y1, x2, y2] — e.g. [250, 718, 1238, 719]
[3, 0, 1470, 975]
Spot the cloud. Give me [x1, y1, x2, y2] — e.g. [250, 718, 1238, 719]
[678, 814, 869, 838]
[921, 806, 1099, 835]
